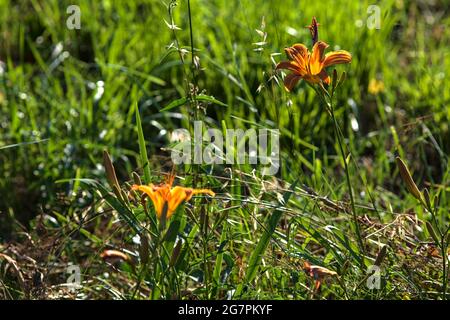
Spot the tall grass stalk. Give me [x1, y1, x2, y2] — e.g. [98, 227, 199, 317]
[329, 103, 365, 256]
[135, 102, 151, 184]
[315, 84, 365, 259]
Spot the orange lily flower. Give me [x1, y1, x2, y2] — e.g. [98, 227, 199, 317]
[132, 174, 215, 220]
[276, 41, 352, 91]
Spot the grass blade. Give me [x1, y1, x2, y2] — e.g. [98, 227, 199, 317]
[135, 102, 151, 184]
[235, 179, 299, 297]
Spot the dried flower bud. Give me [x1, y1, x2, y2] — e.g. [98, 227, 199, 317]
[395, 156, 422, 200]
[103, 150, 120, 190]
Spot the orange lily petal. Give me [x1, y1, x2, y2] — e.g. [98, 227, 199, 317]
[283, 74, 302, 91]
[167, 187, 215, 218]
[133, 184, 165, 218]
[290, 44, 308, 64]
[317, 69, 330, 85]
[292, 43, 308, 56]
[191, 188, 216, 198]
[167, 186, 191, 218]
[277, 41, 351, 89]
[133, 178, 214, 221]
[100, 249, 130, 262]
[323, 50, 352, 67]
[284, 46, 308, 74]
[309, 41, 329, 74]
[276, 61, 304, 75]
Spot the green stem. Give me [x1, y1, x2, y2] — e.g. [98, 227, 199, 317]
[441, 237, 447, 300]
[167, 2, 189, 99]
[150, 254, 160, 299]
[427, 204, 447, 300]
[186, 0, 200, 190]
[187, 1, 196, 82]
[329, 101, 365, 258]
[150, 231, 162, 299]
[187, 0, 199, 119]
[201, 209, 210, 298]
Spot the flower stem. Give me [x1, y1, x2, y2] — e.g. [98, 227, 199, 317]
[187, 0, 198, 119]
[427, 203, 448, 300]
[329, 101, 365, 259]
[186, 0, 201, 191]
[428, 202, 450, 300]
[441, 237, 447, 300]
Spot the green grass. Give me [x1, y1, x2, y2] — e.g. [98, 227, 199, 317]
[0, 0, 449, 300]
